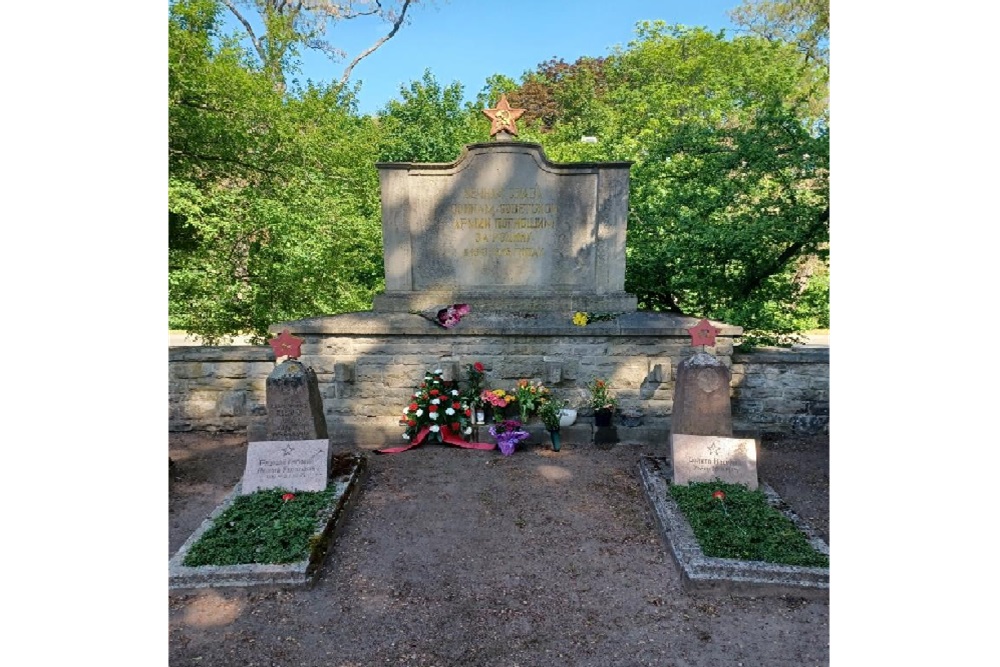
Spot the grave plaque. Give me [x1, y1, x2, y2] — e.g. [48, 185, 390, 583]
[240, 439, 330, 494]
[265, 359, 328, 441]
[670, 434, 758, 489]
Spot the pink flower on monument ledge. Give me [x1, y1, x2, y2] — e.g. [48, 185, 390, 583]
[712, 490, 725, 502]
[282, 493, 296, 502]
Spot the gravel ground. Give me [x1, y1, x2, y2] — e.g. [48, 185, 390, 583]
[169, 431, 829, 667]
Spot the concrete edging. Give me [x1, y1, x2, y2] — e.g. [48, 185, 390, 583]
[638, 456, 829, 597]
[169, 454, 368, 592]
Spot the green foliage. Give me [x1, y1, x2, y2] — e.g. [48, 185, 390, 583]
[538, 395, 566, 431]
[669, 481, 828, 567]
[377, 70, 483, 163]
[169, 0, 384, 343]
[489, 23, 829, 346]
[183, 487, 337, 566]
[169, 3, 829, 346]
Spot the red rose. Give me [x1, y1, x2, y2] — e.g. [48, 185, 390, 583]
[408, 420, 416, 427]
[282, 493, 295, 502]
[465, 409, 472, 417]
[453, 402, 462, 410]
[451, 423, 460, 431]
[474, 362, 484, 372]
[429, 405, 438, 412]
[712, 490, 725, 501]
[409, 403, 418, 411]
[430, 389, 439, 396]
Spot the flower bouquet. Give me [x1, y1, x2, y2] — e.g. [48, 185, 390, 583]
[512, 379, 551, 423]
[400, 369, 472, 443]
[481, 388, 515, 422]
[488, 419, 530, 456]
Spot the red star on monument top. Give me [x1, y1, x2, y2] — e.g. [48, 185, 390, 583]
[269, 328, 303, 359]
[483, 94, 525, 137]
[688, 318, 721, 347]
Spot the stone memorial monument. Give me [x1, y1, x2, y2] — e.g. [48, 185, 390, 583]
[265, 97, 743, 447]
[670, 319, 758, 488]
[373, 94, 636, 315]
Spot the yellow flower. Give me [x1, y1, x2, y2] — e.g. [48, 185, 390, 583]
[572, 312, 589, 326]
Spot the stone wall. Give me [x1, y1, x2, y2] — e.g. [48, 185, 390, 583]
[169, 319, 829, 442]
[730, 348, 830, 437]
[169, 346, 274, 432]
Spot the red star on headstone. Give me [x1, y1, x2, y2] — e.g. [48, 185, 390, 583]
[688, 318, 721, 347]
[269, 328, 303, 359]
[483, 94, 525, 137]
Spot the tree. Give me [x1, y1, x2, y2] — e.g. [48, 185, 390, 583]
[729, 0, 829, 66]
[220, 0, 418, 90]
[169, 0, 385, 343]
[497, 22, 829, 344]
[376, 70, 482, 163]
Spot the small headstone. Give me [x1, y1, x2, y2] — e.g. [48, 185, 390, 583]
[240, 439, 330, 494]
[670, 351, 733, 440]
[265, 359, 329, 440]
[670, 434, 758, 489]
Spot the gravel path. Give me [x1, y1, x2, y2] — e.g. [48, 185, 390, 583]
[169, 433, 829, 666]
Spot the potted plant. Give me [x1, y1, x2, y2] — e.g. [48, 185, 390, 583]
[488, 419, 530, 456]
[587, 377, 619, 427]
[538, 396, 566, 451]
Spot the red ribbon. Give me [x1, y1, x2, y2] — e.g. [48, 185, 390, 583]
[376, 425, 495, 455]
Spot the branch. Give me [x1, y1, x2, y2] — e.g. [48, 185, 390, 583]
[170, 149, 284, 178]
[735, 205, 829, 300]
[221, 0, 268, 67]
[338, 0, 412, 86]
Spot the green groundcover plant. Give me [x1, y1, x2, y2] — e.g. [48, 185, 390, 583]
[183, 487, 337, 567]
[669, 481, 828, 568]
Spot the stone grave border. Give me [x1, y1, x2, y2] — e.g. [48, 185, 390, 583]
[169, 453, 368, 592]
[638, 456, 829, 598]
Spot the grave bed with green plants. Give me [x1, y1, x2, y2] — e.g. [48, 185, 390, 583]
[169, 452, 367, 591]
[637, 456, 829, 597]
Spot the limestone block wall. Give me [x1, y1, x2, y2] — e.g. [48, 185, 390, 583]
[168, 347, 275, 432]
[730, 348, 830, 436]
[168, 323, 829, 441]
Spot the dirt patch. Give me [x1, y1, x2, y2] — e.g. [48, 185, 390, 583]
[169, 431, 829, 666]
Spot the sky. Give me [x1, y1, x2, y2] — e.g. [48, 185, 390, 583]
[221, 0, 742, 115]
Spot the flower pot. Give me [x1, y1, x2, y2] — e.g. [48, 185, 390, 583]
[558, 408, 577, 427]
[594, 409, 614, 428]
[549, 430, 561, 452]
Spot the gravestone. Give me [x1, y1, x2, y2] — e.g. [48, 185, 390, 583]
[669, 319, 757, 487]
[670, 434, 758, 490]
[265, 359, 328, 441]
[669, 351, 733, 439]
[240, 439, 330, 494]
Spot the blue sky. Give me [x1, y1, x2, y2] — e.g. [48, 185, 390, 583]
[222, 0, 741, 115]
